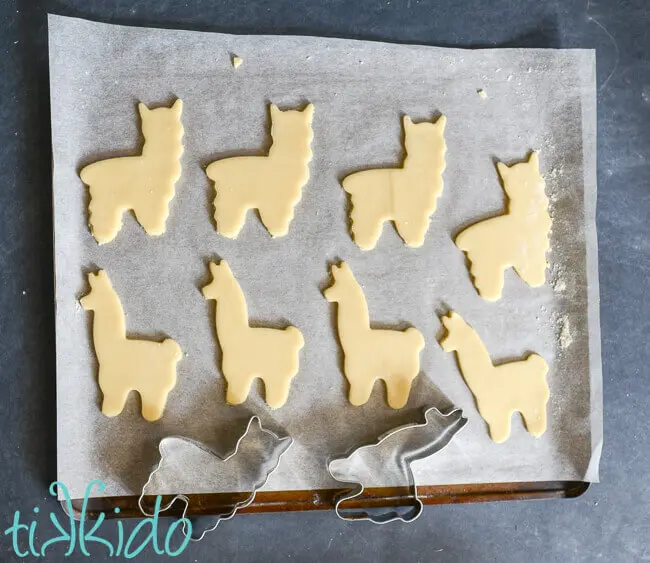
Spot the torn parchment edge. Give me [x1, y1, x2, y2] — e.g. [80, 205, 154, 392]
[328, 407, 467, 524]
[138, 416, 293, 541]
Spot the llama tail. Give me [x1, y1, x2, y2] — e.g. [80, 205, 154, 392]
[205, 160, 224, 181]
[341, 173, 367, 195]
[454, 228, 475, 252]
[405, 327, 425, 352]
[79, 161, 107, 186]
[526, 354, 549, 376]
[162, 339, 183, 363]
[285, 326, 305, 350]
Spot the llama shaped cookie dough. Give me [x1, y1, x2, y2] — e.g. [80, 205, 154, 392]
[205, 103, 314, 238]
[342, 114, 447, 250]
[454, 151, 551, 301]
[439, 311, 549, 443]
[202, 260, 304, 408]
[79, 99, 184, 244]
[80, 270, 182, 422]
[324, 262, 425, 409]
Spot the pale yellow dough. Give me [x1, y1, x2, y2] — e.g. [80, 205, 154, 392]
[324, 262, 425, 409]
[455, 151, 551, 301]
[79, 99, 184, 245]
[440, 311, 549, 443]
[232, 55, 243, 68]
[80, 270, 182, 422]
[341, 114, 446, 250]
[202, 261, 305, 408]
[206, 103, 314, 238]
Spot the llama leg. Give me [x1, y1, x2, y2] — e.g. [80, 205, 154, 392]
[521, 407, 547, 438]
[467, 253, 506, 301]
[394, 213, 430, 248]
[258, 203, 294, 237]
[101, 386, 130, 418]
[263, 379, 292, 409]
[225, 374, 254, 405]
[350, 198, 385, 251]
[214, 191, 248, 238]
[88, 193, 124, 244]
[384, 377, 413, 409]
[140, 389, 169, 422]
[134, 195, 170, 236]
[348, 372, 376, 406]
[513, 258, 547, 288]
[482, 410, 512, 444]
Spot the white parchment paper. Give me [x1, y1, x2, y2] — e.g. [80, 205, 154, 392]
[49, 14, 601, 499]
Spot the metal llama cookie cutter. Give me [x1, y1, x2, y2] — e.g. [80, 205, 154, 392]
[139, 416, 292, 541]
[327, 407, 467, 524]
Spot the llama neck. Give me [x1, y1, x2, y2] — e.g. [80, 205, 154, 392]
[215, 280, 250, 344]
[92, 292, 126, 353]
[452, 326, 494, 392]
[509, 191, 550, 220]
[403, 130, 444, 172]
[336, 284, 371, 342]
[268, 134, 312, 164]
[142, 135, 183, 162]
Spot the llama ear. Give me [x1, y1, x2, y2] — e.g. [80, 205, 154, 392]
[219, 260, 232, 274]
[403, 115, 413, 129]
[302, 103, 314, 120]
[138, 103, 150, 119]
[171, 98, 183, 115]
[270, 103, 280, 117]
[435, 114, 447, 131]
[528, 151, 539, 168]
[338, 262, 352, 276]
[497, 162, 509, 179]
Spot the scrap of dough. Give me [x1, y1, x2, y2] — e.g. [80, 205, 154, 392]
[80, 270, 182, 422]
[440, 311, 549, 443]
[323, 262, 425, 409]
[341, 114, 446, 250]
[232, 55, 243, 68]
[454, 151, 551, 301]
[202, 260, 304, 408]
[477, 88, 488, 99]
[205, 103, 314, 238]
[79, 99, 184, 245]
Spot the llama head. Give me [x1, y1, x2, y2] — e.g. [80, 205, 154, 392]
[269, 103, 314, 146]
[138, 99, 184, 146]
[80, 270, 114, 311]
[202, 260, 234, 301]
[323, 262, 358, 303]
[439, 311, 469, 352]
[496, 152, 544, 200]
[403, 114, 446, 158]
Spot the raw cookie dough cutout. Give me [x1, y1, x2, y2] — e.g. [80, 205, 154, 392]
[202, 260, 305, 408]
[205, 103, 314, 238]
[341, 114, 446, 250]
[79, 99, 184, 245]
[324, 262, 425, 409]
[80, 270, 182, 422]
[454, 151, 551, 301]
[440, 311, 549, 443]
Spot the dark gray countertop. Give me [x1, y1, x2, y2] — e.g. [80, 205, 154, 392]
[1, 0, 648, 561]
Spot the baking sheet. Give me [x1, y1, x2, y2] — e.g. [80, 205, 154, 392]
[49, 14, 601, 499]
